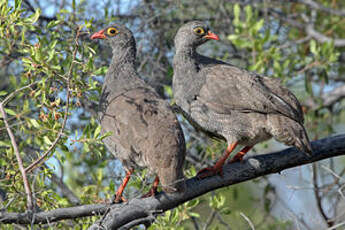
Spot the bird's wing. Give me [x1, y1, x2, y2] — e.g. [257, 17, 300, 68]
[100, 87, 183, 169]
[196, 64, 304, 123]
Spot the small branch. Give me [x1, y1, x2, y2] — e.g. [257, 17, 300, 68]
[0, 80, 40, 107]
[49, 171, 81, 205]
[240, 212, 255, 230]
[0, 103, 33, 210]
[304, 84, 345, 110]
[0, 204, 109, 224]
[25, 27, 81, 173]
[296, 0, 345, 17]
[312, 163, 333, 227]
[305, 24, 345, 47]
[203, 209, 217, 230]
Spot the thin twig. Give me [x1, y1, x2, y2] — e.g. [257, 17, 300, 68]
[312, 163, 333, 227]
[25, 26, 81, 173]
[1, 80, 40, 106]
[240, 212, 255, 230]
[202, 209, 217, 230]
[0, 102, 33, 210]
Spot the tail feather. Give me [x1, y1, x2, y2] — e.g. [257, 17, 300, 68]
[294, 126, 312, 155]
[268, 115, 312, 155]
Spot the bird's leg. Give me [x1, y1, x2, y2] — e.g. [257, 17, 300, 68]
[113, 169, 133, 203]
[229, 146, 253, 163]
[197, 142, 238, 179]
[141, 176, 160, 198]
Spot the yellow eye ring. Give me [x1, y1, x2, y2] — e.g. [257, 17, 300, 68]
[107, 27, 118, 36]
[193, 27, 205, 35]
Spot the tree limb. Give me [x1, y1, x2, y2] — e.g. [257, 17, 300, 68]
[296, 0, 345, 17]
[88, 134, 345, 229]
[1, 134, 345, 227]
[304, 84, 345, 109]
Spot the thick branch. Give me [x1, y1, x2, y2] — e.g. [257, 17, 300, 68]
[1, 134, 345, 227]
[88, 134, 345, 229]
[0, 204, 108, 224]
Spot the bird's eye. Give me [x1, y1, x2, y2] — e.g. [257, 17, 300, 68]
[193, 27, 205, 35]
[107, 27, 118, 36]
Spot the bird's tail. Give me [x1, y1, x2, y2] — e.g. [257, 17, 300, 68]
[268, 115, 312, 155]
[158, 166, 185, 193]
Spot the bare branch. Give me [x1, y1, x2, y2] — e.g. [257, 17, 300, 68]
[304, 84, 345, 109]
[312, 163, 333, 227]
[1, 81, 40, 106]
[0, 204, 108, 224]
[87, 134, 345, 229]
[0, 103, 33, 210]
[296, 0, 345, 17]
[305, 24, 345, 47]
[1, 134, 345, 227]
[240, 212, 255, 230]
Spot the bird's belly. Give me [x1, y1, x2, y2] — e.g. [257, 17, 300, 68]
[191, 105, 272, 145]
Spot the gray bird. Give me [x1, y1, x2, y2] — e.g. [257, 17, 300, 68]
[91, 24, 185, 202]
[172, 21, 312, 178]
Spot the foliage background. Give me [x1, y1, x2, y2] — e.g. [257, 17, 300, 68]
[1, 0, 345, 229]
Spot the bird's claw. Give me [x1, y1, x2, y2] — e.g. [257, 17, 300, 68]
[196, 166, 223, 179]
[112, 194, 127, 204]
[141, 188, 158, 199]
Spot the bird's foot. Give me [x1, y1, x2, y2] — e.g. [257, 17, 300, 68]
[141, 188, 158, 199]
[112, 194, 128, 204]
[229, 146, 253, 163]
[196, 166, 223, 179]
[229, 154, 245, 163]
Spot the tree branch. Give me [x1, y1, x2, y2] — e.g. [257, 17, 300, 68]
[0, 103, 33, 210]
[296, 0, 345, 17]
[1, 134, 345, 227]
[0, 204, 108, 224]
[304, 84, 345, 109]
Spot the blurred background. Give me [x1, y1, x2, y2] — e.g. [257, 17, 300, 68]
[1, 0, 345, 229]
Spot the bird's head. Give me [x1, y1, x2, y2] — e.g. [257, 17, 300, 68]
[91, 24, 135, 51]
[174, 21, 219, 50]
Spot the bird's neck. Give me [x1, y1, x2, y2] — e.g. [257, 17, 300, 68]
[103, 45, 142, 96]
[175, 45, 197, 60]
[110, 45, 136, 71]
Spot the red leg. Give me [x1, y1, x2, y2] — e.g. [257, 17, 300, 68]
[197, 142, 238, 179]
[229, 146, 253, 163]
[142, 176, 160, 198]
[113, 169, 133, 203]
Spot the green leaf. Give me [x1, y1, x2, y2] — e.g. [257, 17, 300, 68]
[245, 5, 252, 23]
[43, 136, 53, 145]
[5, 108, 16, 116]
[93, 66, 108, 76]
[30, 118, 40, 128]
[0, 141, 10, 147]
[227, 34, 238, 41]
[93, 125, 101, 138]
[233, 4, 241, 26]
[310, 40, 317, 55]
[253, 19, 264, 33]
[15, 0, 22, 9]
[47, 20, 61, 29]
[29, 9, 41, 24]
[0, 91, 7, 96]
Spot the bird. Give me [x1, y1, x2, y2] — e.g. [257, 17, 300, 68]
[91, 24, 186, 202]
[172, 21, 312, 178]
